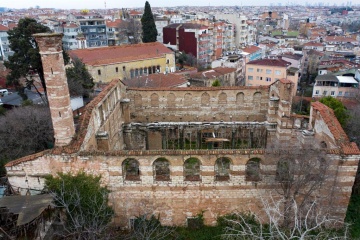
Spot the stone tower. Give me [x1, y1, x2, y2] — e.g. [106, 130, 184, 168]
[33, 33, 75, 146]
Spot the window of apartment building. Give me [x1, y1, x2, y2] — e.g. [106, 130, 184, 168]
[248, 68, 254, 72]
[338, 91, 342, 96]
[323, 91, 327, 95]
[123, 66, 126, 72]
[115, 67, 118, 73]
[331, 91, 335, 96]
[345, 92, 350, 97]
[275, 70, 281, 75]
[166, 59, 170, 64]
[89, 28, 96, 32]
[315, 90, 319, 95]
[266, 69, 272, 74]
[266, 77, 271, 82]
[98, 69, 101, 75]
[257, 68, 263, 73]
[248, 76, 253, 80]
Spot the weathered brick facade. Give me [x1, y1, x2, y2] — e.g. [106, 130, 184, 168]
[5, 34, 359, 227]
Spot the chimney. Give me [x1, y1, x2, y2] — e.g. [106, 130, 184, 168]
[33, 33, 75, 147]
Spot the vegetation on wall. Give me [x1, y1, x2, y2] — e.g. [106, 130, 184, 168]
[319, 96, 349, 126]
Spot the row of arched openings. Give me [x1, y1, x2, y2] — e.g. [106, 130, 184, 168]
[130, 65, 160, 79]
[122, 157, 262, 182]
[134, 92, 262, 109]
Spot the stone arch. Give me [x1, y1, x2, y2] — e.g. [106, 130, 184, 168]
[201, 92, 210, 106]
[236, 92, 244, 105]
[215, 157, 231, 181]
[167, 93, 176, 107]
[184, 157, 201, 181]
[153, 157, 171, 181]
[134, 93, 142, 108]
[150, 93, 159, 107]
[253, 92, 262, 111]
[245, 158, 261, 181]
[218, 92, 227, 105]
[122, 158, 140, 181]
[184, 93, 192, 106]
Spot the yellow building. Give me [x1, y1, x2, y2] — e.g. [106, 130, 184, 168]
[69, 42, 176, 83]
[245, 58, 299, 95]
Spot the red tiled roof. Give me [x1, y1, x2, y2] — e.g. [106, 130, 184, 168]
[122, 73, 187, 88]
[69, 42, 173, 66]
[64, 23, 79, 28]
[106, 19, 122, 27]
[311, 101, 360, 155]
[303, 42, 323, 46]
[247, 58, 291, 67]
[242, 45, 261, 54]
[0, 24, 9, 31]
[213, 67, 236, 74]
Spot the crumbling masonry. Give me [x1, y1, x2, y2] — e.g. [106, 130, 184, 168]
[5, 33, 360, 227]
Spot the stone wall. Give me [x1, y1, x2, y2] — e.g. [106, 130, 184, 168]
[5, 149, 358, 226]
[126, 86, 270, 123]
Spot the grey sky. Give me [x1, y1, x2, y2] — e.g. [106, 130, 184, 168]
[3, 0, 350, 9]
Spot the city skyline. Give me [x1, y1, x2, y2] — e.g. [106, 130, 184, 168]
[2, 0, 356, 10]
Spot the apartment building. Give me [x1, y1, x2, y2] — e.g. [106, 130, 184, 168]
[163, 23, 212, 66]
[106, 19, 125, 46]
[68, 13, 107, 48]
[62, 23, 81, 50]
[245, 58, 298, 94]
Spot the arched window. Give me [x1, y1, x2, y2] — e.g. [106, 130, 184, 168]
[150, 93, 159, 107]
[184, 93, 192, 106]
[167, 93, 176, 107]
[253, 92, 262, 111]
[130, 69, 135, 79]
[122, 158, 140, 181]
[184, 158, 201, 181]
[215, 157, 231, 181]
[218, 92, 227, 105]
[246, 158, 261, 181]
[236, 92, 244, 106]
[153, 158, 170, 181]
[134, 93, 142, 108]
[201, 92, 210, 106]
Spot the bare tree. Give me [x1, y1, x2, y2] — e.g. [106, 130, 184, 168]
[118, 19, 142, 44]
[45, 172, 114, 240]
[222, 195, 348, 239]
[0, 105, 54, 175]
[265, 144, 332, 227]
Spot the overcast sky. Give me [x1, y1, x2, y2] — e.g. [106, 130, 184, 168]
[3, 0, 350, 9]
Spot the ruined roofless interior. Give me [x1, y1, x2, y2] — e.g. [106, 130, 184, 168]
[5, 33, 360, 227]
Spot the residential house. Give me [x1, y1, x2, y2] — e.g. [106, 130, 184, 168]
[155, 16, 169, 43]
[188, 67, 237, 87]
[303, 42, 325, 51]
[245, 58, 298, 94]
[106, 19, 124, 46]
[69, 42, 176, 83]
[312, 74, 359, 98]
[241, 45, 262, 62]
[0, 24, 13, 61]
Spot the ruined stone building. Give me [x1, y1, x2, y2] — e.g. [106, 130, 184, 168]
[5, 33, 360, 227]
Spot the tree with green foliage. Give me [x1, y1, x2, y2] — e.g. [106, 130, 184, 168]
[45, 171, 114, 240]
[141, 1, 157, 43]
[212, 80, 221, 87]
[4, 18, 50, 97]
[319, 96, 349, 126]
[66, 57, 94, 97]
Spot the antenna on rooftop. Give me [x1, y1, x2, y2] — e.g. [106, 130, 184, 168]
[104, 0, 106, 9]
